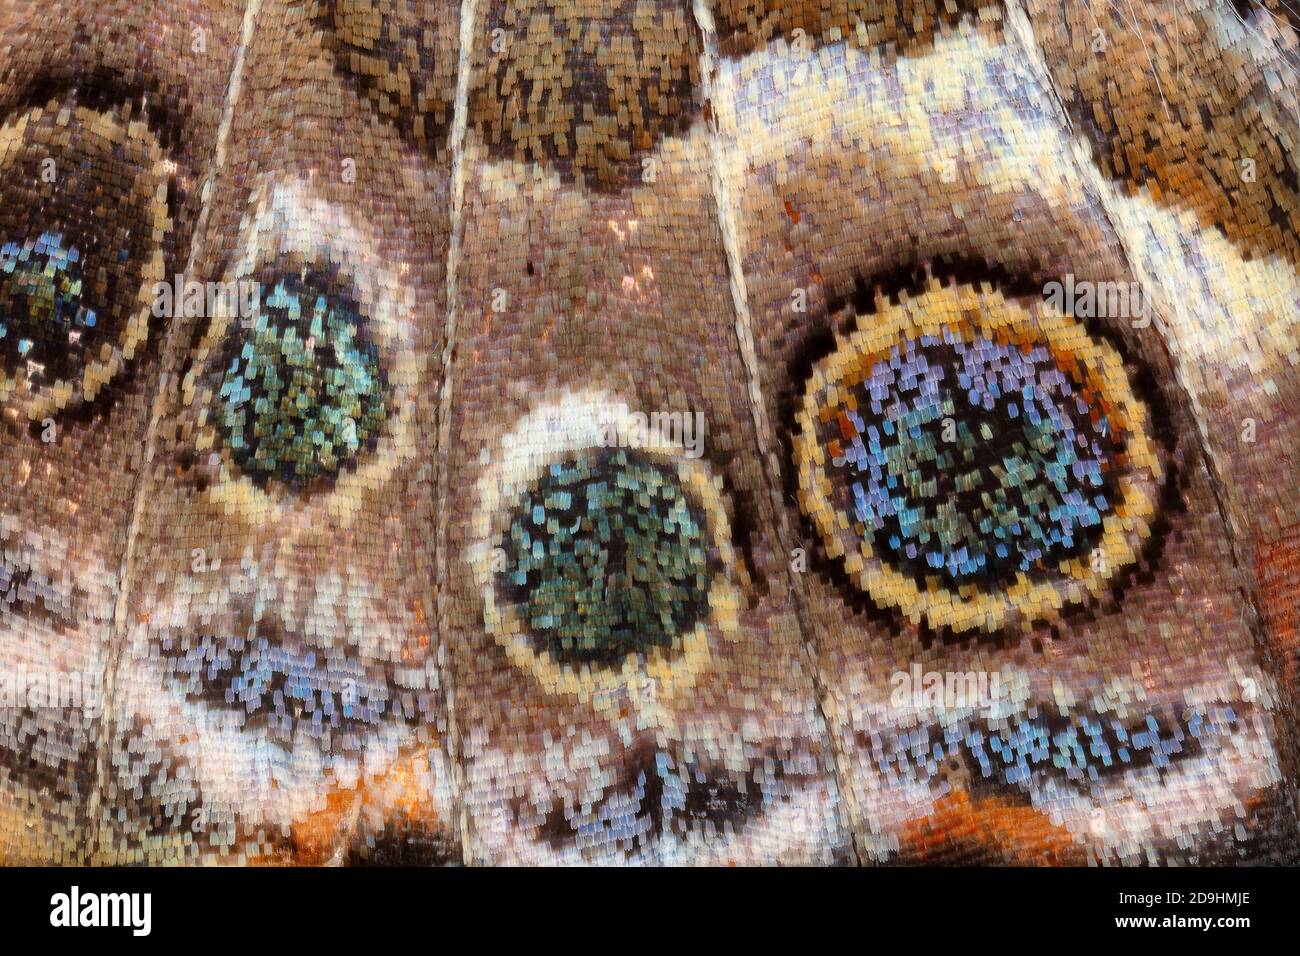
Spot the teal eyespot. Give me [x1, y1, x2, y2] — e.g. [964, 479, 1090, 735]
[0, 231, 101, 385]
[496, 448, 716, 666]
[215, 270, 387, 489]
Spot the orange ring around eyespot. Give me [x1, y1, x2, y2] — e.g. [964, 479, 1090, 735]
[793, 281, 1163, 633]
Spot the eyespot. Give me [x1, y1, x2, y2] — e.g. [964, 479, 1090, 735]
[179, 180, 418, 525]
[793, 281, 1163, 632]
[472, 392, 739, 708]
[496, 447, 716, 667]
[213, 267, 388, 490]
[0, 102, 170, 418]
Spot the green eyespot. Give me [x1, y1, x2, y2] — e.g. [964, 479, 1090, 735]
[497, 448, 716, 666]
[215, 270, 387, 489]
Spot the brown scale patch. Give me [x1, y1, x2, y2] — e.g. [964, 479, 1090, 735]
[1023, 0, 1300, 265]
[312, 0, 459, 152]
[1258, 524, 1300, 690]
[711, 0, 1002, 58]
[469, 0, 701, 191]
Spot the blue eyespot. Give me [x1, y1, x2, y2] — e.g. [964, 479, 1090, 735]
[793, 284, 1162, 631]
[827, 329, 1115, 587]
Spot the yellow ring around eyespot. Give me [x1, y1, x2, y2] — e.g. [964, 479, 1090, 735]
[793, 281, 1163, 633]
[472, 422, 737, 718]
[0, 104, 170, 420]
[178, 182, 420, 533]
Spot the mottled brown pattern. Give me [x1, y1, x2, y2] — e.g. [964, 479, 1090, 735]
[1024, 0, 1300, 265]
[469, 0, 702, 190]
[712, 0, 1003, 57]
[312, 0, 459, 151]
